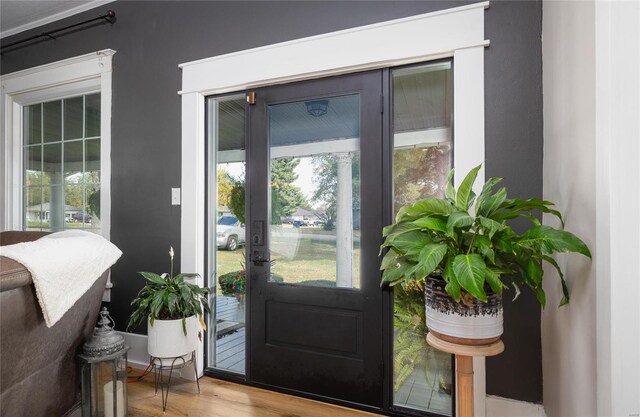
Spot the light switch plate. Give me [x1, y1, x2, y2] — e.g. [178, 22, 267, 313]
[171, 188, 181, 205]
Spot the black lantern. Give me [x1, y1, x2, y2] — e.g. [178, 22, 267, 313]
[78, 307, 130, 417]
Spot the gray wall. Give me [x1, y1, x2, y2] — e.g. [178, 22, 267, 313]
[1, 0, 543, 404]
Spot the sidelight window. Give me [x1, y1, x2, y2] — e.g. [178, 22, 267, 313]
[207, 94, 247, 375]
[392, 61, 453, 415]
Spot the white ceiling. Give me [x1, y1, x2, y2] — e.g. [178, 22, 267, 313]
[1, 0, 115, 39]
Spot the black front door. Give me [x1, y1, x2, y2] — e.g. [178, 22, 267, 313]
[247, 71, 384, 407]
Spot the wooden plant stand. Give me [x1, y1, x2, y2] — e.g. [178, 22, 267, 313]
[426, 333, 504, 417]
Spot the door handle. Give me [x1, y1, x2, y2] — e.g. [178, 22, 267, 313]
[251, 250, 270, 265]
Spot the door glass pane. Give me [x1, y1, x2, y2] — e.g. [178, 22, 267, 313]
[208, 94, 247, 374]
[267, 95, 360, 289]
[392, 62, 453, 415]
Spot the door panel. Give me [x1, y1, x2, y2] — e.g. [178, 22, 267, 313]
[248, 71, 383, 407]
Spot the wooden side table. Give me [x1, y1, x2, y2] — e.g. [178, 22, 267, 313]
[427, 333, 504, 417]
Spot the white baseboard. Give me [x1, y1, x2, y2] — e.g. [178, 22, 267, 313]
[486, 395, 546, 417]
[118, 331, 149, 368]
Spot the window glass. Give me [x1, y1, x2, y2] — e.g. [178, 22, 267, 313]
[208, 94, 247, 375]
[22, 94, 101, 234]
[267, 95, 361, 289]
[85, 94, 101, 138]
[64, 96, 84, 140]
[24, 104, 42, 145]
[392, 61, 453, 415]
[43, 100, 62, 143]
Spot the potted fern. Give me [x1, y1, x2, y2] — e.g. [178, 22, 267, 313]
[380, 165, 591, 345]
[127, 247, 210, 358]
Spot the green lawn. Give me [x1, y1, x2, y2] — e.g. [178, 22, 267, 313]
[214, 237, 361, 290]
[291, 225, 362, 238]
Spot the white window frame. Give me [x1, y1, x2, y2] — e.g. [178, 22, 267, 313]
[179, 3, 489, 413]
[1, 49, 116, 238]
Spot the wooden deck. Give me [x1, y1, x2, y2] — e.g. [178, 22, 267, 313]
[211, 296, 450, 414]
[394, 355, 452, 413]
[213, 296, 246, 374]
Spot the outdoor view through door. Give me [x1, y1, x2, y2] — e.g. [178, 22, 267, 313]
[267, 94, 360, 289]
[392, 62, 453, 415]
[206, 61, 453, 416]
[207, 94, 247, 374]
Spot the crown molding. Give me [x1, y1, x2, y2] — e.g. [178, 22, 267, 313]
[1, 0, 116, 39]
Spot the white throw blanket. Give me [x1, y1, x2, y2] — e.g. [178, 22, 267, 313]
[0, 230, 122, 327]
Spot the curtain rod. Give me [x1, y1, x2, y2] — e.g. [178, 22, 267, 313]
[1, 10, 115, 54]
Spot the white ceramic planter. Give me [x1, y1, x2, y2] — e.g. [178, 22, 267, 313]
[425, 304, 503, 343]
[425, 276, 503, 345]
[147, 315, 199, 359]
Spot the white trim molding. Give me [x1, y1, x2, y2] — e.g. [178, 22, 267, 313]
[180, 2, 489, 96]
[486, 396, 547, 417]
[180, 2, 489, 409]
[1, 49, 116, 239]
[0, 0, 117, 39]
[595, 2, 640, 416]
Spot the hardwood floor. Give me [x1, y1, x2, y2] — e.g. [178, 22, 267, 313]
[128, 374, 383, 417]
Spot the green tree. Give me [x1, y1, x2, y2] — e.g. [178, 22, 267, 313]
[228, 182, 245, 224]
[393, 144, 450, 215]
[24, 172, 49, 207]
[63, 173, 84, 209]
[270, 158, 307, 222]
[216, 169, 234, 208]
[226, 159, 306, 224]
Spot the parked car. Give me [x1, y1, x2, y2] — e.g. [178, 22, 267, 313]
[216, 215, 245, 250]
[72, 211, 91, 223]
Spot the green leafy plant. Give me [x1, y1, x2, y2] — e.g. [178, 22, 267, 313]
[218, 270, 246, 296]
[381, 165, 591, 307]
[393, 283, 452, 393]
[217, 269, 284, 296]
[127, 246, 211, 335]
[228, 182, 246, 224]
[393, 281, 429, 390]
[88, 188, 100, 218]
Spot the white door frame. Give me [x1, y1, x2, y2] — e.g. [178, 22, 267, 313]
[179, 3, 489, 414]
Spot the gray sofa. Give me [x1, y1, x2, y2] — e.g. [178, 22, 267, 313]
[1, 231, 110, 417]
